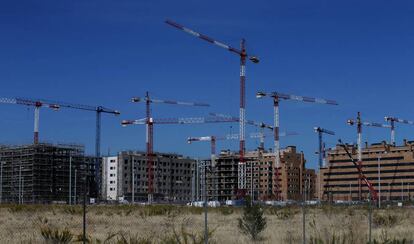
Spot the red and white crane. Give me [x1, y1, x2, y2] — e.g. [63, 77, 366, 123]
[0, 97, 60, 144]
[256, 91, 338, 200]
[208, 112, 275, 150]
[187, 131, 297, 162]
[122, 115, 238, 202]
[347, 111, 390, 200]
[165, 19, 259, 194]
[123, 92, 239, 203]
[384, 116, 414, 145]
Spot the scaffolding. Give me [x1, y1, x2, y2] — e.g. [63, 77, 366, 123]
[0, 143, 88, 204]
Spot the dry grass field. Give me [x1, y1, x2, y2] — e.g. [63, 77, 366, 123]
[0, 204, 413, 243]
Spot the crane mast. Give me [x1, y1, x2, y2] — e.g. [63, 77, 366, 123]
[256, 91, 338, 200]
[385, 116, 414, 145]
[347, 112, 390, 200]
[165, 19, 259, 197]
[128, 92, 210, 203]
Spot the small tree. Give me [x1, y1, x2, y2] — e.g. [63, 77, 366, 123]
[238, 196, 267, 241]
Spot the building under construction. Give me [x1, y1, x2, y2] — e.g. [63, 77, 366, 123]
[320, 140, 414, 202]
[0, 143, 88, 204]
[116, 151, 195, 202]
[201, 146, 315, 202]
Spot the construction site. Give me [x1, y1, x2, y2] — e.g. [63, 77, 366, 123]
[0, 143, 88, 204]
[198, 146, 315, 202]
[320, 140, 414, 202]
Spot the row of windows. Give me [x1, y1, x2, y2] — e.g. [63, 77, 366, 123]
[329, 156, 404, 163]
[324, 168, 414, 176]
[328, 162, 414, 169]
[124, 159, 192, 168]
[324, 175, 414, 181]
[326, 189, 412, 194]
[324, 182, 413, 188]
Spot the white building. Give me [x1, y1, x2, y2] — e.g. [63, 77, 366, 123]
[102, 156, 118, 201]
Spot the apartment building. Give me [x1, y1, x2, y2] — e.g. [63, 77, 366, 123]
[116, 151, 195, 202]
[321, 140, 414, 201]
[202, 146, 315, 202]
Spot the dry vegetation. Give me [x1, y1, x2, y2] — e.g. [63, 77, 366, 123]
[0, 204, 413, 243]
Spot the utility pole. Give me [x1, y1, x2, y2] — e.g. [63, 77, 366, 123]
[251, 162, 254, 204]
[368, 191, 372, 243]
[74, 168, 77, 204]
[82, 163, 88, 244]
[202, 160, 208, 244]
[69, 155, 72, 205]
[388, 182, 391, 201]
[0, 162, 3, 204]
[302, 179, 306, 244]
[378, 156, 381, 208]
[132, 157, 135, 204]
[19, 164, 22, 205]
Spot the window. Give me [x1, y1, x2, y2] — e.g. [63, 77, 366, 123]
[110, 159, 116, 163]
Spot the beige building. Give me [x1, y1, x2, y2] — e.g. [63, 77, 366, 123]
[320, 140, 414, 202]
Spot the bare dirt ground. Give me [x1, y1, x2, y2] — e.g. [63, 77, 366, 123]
[0, 204, 413, 243]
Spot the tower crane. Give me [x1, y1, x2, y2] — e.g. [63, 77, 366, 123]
[0, 97, 120, 197]
[256, 91, 338, 200]
[314, 127, 335, 169]
[314, 127, 335, 201]
[122, 115, 238, 203]
[165, 19, 259, 195]
[347, 112, 390, 200]
[208, 112, 274, 150]
[187, 131, 297, 164]
[124, 92, 213, 203]
[384, 116, 414, 145]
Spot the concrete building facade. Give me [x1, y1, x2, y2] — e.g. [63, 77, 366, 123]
[321, 140, 414, 202]
[101, 156, 118, 201]
[202, 146, 315, 202]
[117, 151, 195, 202]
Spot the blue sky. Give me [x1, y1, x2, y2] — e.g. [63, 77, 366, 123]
[1, 0, 414, 169]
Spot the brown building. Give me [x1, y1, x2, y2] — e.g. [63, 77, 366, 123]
[320, 140, 414, 202]
[203, 146, 315, 202]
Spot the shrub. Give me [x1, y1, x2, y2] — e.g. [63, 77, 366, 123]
[267, 207, 297, 220]
[40, 226, 73, 244]
[373, 213, 399, 227]
[238, 197, 267, 241]
[161, 222, 216, 244]
[219, 207, 233, 216]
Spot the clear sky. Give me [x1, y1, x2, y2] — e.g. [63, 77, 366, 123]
[1, 0, 413, 169]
